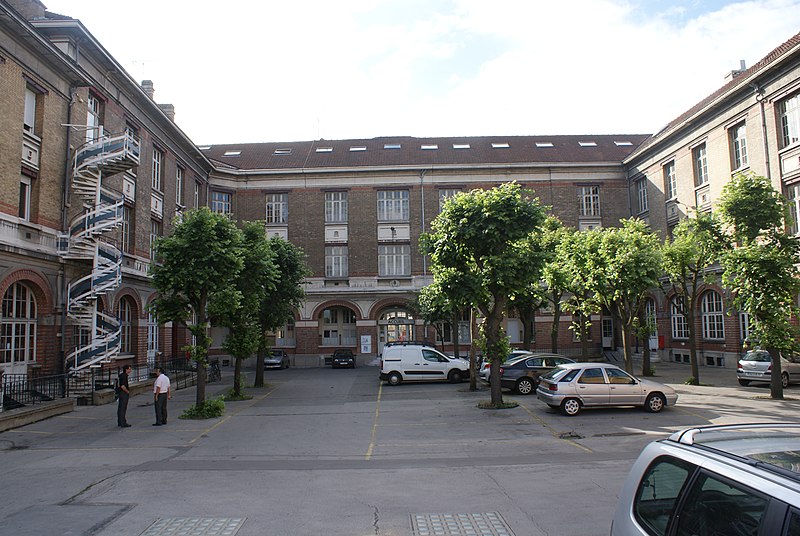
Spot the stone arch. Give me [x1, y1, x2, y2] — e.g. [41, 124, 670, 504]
[311, 300, 364, 321]
[114, 287, 143, 318]
[368, 297, 414, 320]
[0, 269, 54, 315]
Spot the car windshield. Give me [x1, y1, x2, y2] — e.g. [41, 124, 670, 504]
[540, 367, 570, 381]
[743, 351, 771, 363]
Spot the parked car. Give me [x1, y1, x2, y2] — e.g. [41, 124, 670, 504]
[499, 354, 576, 394]
[264, 349, 290, 369]
[737, 349, 800, 387]
[479, 350, 536, 381]
[331, 348, 356, 368]
[611, 423, 800, 535]
[380, 344, 469, 385]
[536, 362, 677, 416]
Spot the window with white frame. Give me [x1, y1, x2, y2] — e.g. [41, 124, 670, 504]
[439, 189, 460, 212]
[86, 93, 102, 143]
[210, 191, 232, 215]
[1, 282, 37, 366]
[325, 246, 348, 277]
[693, 143, 708, 186]
[740, 311, 751, 344]
[579, 186, 600, 217]
[150, 219, 161, 261]
[23, 86, 39, 135]
[151, 148, 163, 191]
[266, 193, 288, 224]
[663, 161, 677, 200]
[119, 297, 133, 354]
[325, 191, 348, 223]
[788, 184, 800, 235]
[194, 181, 200, 208]
[147, 310, 158, 364]
[636, 178, 648, 213]
[378, 244, 410, 276]
[175, 166, 184, 205]
[671, 297, 689, 339]
[730, 122, 749, 170]
[377, 190, 409, 221]
[18, 176, 31, 221]
[780, 92, 800, 148]
[701, 291, 725, 340]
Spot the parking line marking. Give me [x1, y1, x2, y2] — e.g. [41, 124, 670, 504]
[365, 382, 383, 460]
[518, 402, 593, 453]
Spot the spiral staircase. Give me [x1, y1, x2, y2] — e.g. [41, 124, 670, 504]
[59, 131, 140, 372]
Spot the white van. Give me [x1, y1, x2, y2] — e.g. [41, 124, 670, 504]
[379, 344, 470, 385]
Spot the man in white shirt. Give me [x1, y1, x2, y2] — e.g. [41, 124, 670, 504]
[153, 367, 171, 426]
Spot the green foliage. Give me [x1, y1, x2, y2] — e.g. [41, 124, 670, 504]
[684, 377, 698, 386]
[225, 375, 251, 401]
[719, 172, 788, 245]
[180, 396, 225, 419]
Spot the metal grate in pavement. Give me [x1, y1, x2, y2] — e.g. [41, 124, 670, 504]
[140, 517, 245, 536]
[411, 512, 514, 536]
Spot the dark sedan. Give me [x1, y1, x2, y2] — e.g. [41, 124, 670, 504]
[331, 348, 356, 368]
[499, 353, 575, 394]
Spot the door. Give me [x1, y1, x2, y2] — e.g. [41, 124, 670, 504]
[416, 349, 448, 380]
[602, 318, 614, 349]
[605, 367, 642, 405]
[575, 367, 610, 406]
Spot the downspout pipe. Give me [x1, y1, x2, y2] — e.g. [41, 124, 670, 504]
[58, 84, 78, 377]
[752, 83, 771, 180]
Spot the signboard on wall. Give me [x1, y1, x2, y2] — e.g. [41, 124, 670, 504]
[360, 335, 372, 354]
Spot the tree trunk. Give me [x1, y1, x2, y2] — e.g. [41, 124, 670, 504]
[486, 303, 507, 406]
[769, 348, 785, 400]
[687, 309, 700, 385]
[621, 324, 633, 373]
[550, 302, 561, 353]
[580, 316, 590, 359]
[233, 356, 243, 397]
[254, 345, 265, 387]
[196, 362, 207, 406]
[520, 310, 534, 350]
[469, 310, 478, 391]
[452, 312, 461, 360]
[641, 338, 652, 376]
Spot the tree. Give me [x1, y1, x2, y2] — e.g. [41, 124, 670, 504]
[420, 183, 548, 406]
[540, 217, 573, 353]
[718, 172, 800, 399]
[220, 222, 279, 398]
[662, 214, 726, 384]
[149, 207, 244, 406]
[253, 236, 309, 388]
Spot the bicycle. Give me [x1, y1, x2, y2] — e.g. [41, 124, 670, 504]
[207, 360, 221, 383]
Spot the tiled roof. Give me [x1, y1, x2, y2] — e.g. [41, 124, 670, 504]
[628, 31, 800, 159]
[201, 135, 650, 172]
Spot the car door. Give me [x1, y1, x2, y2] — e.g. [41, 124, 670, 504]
[605, 367, 643, 405]
[784, 355, 800, 384]
[575, 367, 610, 406]
[418, 349, 448, 379]
[523, 357, 546, 382]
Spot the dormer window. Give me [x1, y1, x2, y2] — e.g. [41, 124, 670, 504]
[273, 148, 292, 155]
[491, 143, 510, 148]
[224, 150, 241, 156]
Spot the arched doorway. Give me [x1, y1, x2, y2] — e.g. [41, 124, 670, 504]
[378, 308, 415, 354]
[319, 306, 357, 347]
[1, 282, 37, 376]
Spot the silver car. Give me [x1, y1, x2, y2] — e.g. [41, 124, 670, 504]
[737, 349, 800, 387]
[536, 362, 678, 416]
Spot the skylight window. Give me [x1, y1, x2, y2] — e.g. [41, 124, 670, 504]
[491, 143, 510, 148]
[453, 144, 470, 149]
[350, 146, 367, 152]
[198, 146, 211, 150]
[578, 141, 597, 147]
[614, 141, 633, 146]
[316, 147, 333, 153]
[223, 150, 241, 156]
[421, 144, 438, 150]
[273, 148, 292, 155]
[535, 142, 554, 148]
[384, 143, 401, 149]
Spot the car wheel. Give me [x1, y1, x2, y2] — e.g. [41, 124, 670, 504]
[516, 378, 534, 395]
[387, 372, 402, 386]
[738, 379, 750, 386]
[448, 370, 463, 383]
[560, 398, 581, 416]
[782, 372, 790, 388]
[645, 393, 666, 413]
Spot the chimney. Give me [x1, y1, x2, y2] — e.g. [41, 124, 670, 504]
[141, 80, 155, 99]
[158, 104, 176, 122]
[724, 60, 747, 83]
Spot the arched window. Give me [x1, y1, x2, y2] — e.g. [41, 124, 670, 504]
[319, 306, 357, 346]
[119, 297, 133, 354]
[1, 282, 37, 367]
[671, 297, 688, 339]
[702, 291, 725, 340]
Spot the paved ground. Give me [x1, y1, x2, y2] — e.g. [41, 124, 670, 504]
[0, 359, 797, 536]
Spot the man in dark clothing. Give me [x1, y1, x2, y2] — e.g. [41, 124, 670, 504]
[117, 365, 132, 427]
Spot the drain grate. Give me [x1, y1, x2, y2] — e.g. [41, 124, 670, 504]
[411, 512, 514, 536]
[140, 517, 245, 536]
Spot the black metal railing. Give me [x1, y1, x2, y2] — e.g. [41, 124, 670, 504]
[1, 373, 66, 411]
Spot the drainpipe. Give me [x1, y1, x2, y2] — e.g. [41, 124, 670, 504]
[752, 84, 771, 180]
[58, 84, 78, 377]
[420, 169, 427, 277]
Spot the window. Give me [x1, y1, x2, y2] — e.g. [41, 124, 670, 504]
[636, 178, 648, 213]
[663, 161, 677, 200]
[439, 189, 460, 212]
[325, 192, 348, 223]
[23, 86, 38, 135]
[740, 311, 752, 344]
[120, 205, 133, 254]
[578, 368, 606, 384]
[119, 297, 133, 354]
[86, 93, 102, 143]
[147, 311, 158, 368]
[789, 184, 800, 235]
[194, 181, 200, 208]
[320, 306, 357, 346]
[671, 297, 689, 339]
[151, 148, 163, 191]
[175, 167, 184, 205]
[730, 122, 749, 170]
[377, 190, 409, 221]
[693, 143, 708, 186]
[325, 246, 348, 278]
[579, 186, 600, 217]
[150, 219, 162, 261]
[1, 282, 37, 366]
[702, 291, 725, 340]
[18, 176, 31, 221]
[780, 92, 800, 147]
[378, 245, 410, 276]
[633, 457, 693, 536]
[210, 191, 232, 215]
[266, 193, 288, 224]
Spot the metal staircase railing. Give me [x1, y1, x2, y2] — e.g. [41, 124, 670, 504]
[59, 131, 140, 372]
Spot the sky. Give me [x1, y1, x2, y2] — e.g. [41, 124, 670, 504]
[41, 0, 800, 145]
